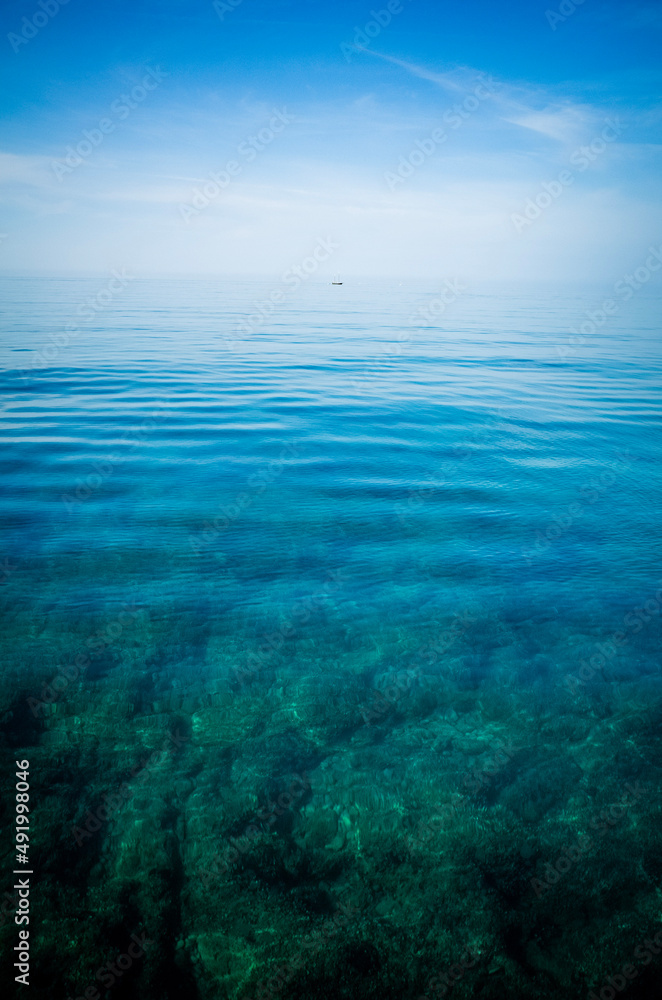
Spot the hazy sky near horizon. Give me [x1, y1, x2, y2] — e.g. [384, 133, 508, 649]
[0, 0, 661, 282]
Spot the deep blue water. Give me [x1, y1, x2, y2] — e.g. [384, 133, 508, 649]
[1, 276, 661, 999]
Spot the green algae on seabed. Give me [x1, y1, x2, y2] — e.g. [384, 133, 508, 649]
[2, 561, 662, 998]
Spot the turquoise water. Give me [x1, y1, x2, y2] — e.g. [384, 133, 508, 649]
[1, 276, 661, 999]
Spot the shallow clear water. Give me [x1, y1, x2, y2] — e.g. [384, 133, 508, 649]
[1, 276, 661, 999]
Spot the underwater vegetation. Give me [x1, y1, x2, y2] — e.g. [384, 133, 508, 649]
[1, 548, 662, 1000]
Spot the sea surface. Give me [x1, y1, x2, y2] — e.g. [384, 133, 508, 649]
[1, 276, 661, 1000]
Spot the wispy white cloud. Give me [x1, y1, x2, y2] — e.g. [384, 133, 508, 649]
[349, 50, 616, 151]
[0, 45, 658, 281]
[356, 48, 469, 93]
[0, 153, 53, 187]
[502, 106, 593, 144]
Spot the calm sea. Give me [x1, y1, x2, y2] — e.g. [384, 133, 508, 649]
[1, 275, 661, 999]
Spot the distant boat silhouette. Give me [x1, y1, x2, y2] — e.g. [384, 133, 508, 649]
[331, 274, 343, 285]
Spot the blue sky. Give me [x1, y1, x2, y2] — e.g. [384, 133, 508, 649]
[0, 0, 660, 280]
